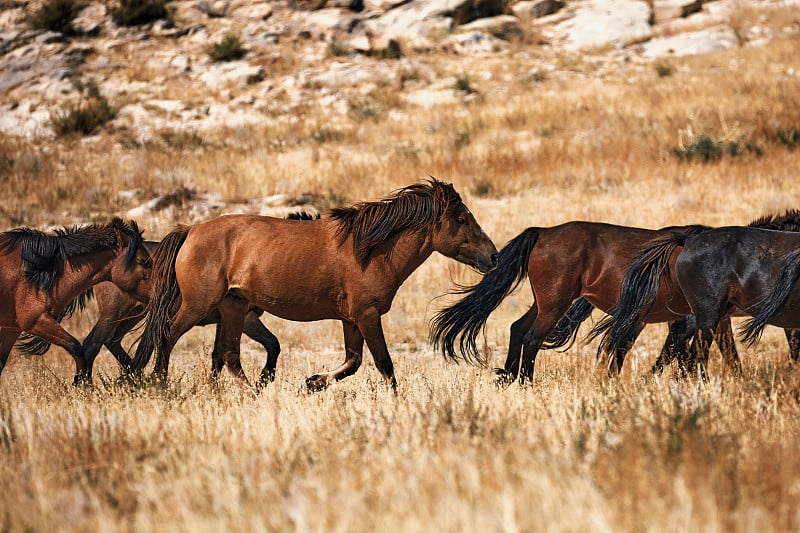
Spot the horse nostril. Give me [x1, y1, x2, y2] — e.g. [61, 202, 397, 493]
[490, 253, 498, 266]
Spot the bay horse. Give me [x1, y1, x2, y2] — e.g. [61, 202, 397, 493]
[130, 179, 498, 390]
[430, 222, 717, 385]
[595, 211, 800, 378]
[18, 214, 318, 385]
[0, 218, 151, 384]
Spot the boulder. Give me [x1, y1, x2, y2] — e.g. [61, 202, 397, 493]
[640, 25, 739, 58]
[560, 0, 653, 50]
[652, 0, 704, 23]
[511, 0, 565, 19]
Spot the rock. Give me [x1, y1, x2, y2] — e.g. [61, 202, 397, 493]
[364, 0, 510, 40]
[199, 61, 265, 89]
[560, 0, 653, 51]
[73, 3, 107, 35]
[640, 25, 739, 58]
[458, 14, 519, 33]
[652, 0, 704, 23]
[170, 53, 192, 72]
[511, 0, 565, 18]
[35, 31, 65, 44]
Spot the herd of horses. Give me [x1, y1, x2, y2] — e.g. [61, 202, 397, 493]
[1, 178, 799, 390]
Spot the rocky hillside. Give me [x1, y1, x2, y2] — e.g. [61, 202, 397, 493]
[1, 0, 797, 142]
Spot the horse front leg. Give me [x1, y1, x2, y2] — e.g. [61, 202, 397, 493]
[26, 315, 86, 385]
[306, 321, 364, 392]
[0, 328, 21, 379]
[238, 312, 281, 389]
[785, 329, 800, 362]
[652, 317, 695, 375]
[83, 313, 141, 381]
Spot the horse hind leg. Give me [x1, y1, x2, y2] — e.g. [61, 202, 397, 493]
[785, 329, 800, 362]
[651, 317, 695, 375]
[216, 295, 250, 386]
[238, 312, 281, 390]
[715, 316, 742, 374]
[496, 305, 537, 385]
[516, 304, 571, 385]
[306, 321, 363, 392]
[605, 322, 644, 377]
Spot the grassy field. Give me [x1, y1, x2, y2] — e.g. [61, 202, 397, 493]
[2, 8, 800, 531]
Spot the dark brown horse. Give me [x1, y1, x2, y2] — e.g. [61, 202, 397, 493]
[592, 210, 800, 377]
[0, 218, 151, 384]
[430, 222, 722, 384]
[131, 180, 498, 389]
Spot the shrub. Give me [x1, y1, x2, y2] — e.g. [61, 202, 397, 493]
[110, 0, 169, 27]
[655, 60, 674, 77]
[672, 133, 763, 162]
[777, 128, 800, 150]
[455, 74, 476, 94]
[327, 39, 350, 58]
[50, 79, 117, 137]
[207, 33, 246, 62]
[26, 0, 86, 35]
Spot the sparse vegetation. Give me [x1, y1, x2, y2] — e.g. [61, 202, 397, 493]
[327, 38, 351, 58]
[655, 59, 674, 77]
[110, 0, 169, 26]
[207, 32, 247, 62]
[50, 79, 117, 137]
[672, 133, 763, 162]
[25, 0, 86, 35]
[454, 74, 476, 94]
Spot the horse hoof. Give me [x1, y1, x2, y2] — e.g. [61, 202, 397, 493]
[305, 374, 328, 392]
[493, 368, 515, 387]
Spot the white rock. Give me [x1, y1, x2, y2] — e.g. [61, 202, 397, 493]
[560, 0, 653, 51]
[641, 25, 739, 58]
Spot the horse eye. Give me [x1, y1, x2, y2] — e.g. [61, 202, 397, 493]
[456, 215, 467, 225]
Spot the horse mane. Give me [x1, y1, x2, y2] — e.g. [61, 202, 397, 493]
[748, 209, 800, 232]
[330, 178, 461, 265]
[0, 217, 144, 292]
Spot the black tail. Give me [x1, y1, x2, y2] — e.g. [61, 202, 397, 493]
[541, 298, 595, 351]
[130, 226, 190, 372]
[740, 249, 800, 345]
[15, 289, 94, 356]
[429, 228, 539, 365]
[588, 226, 707, 356]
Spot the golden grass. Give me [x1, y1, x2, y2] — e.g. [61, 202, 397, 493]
[1, 11, 800, 531]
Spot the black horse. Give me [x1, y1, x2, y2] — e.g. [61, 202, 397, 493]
[592, 210, 800, 378]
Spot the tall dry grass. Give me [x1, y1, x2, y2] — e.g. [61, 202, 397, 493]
[1, 9, 800, 531]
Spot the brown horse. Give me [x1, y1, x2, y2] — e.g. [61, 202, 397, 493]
[131, 179, 498, 389]
[28, 212, 319, 384]
[429, 222, 741, 384]
[0, 218, 151, 384]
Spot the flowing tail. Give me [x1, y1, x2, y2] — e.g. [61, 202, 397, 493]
[740, 249, 800, 345]
[130, 226, 190, 372]
[16, 289, 94, 355]
[541, 297, 595, 351]
[430, 228, 539, 365]
[588, 226, 708, 356]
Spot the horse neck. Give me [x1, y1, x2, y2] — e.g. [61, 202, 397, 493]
[54, 248, 118, 303]
[373, 229, 435, 285]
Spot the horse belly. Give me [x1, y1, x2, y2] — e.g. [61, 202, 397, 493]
[241, 277, 343, 322]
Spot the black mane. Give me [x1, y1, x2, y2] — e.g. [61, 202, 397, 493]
[330, 178, 462, 265]
[749, 209, 800, 232]
[0, 217, 144, 292]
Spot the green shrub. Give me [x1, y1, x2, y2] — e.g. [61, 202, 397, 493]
[655, 60, 674, 77]
[672, 133, 763, 162]
[110, 0, 168, 26]
[777, 128, 800, 150]
[327, 39, 350, 58]
[455, 74, 476, 94]
[26, 0, 86, 35]
[50, 79, 117, 137]
[207, 33, 247, 62]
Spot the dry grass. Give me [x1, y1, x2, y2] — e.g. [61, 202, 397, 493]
[1, 12, 800, 531]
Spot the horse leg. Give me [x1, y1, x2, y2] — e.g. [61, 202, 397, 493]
[496, 305, 537, 384]
[217, 296, 250, 385]
[516, 302, 573, 385]
[652, 317, 695, 374]
[25, 315, 86, 385]
[210, 322, 225, 377]
[715, 316, 742, 374]
[83, 313, 141, 381]
[152, 302, 216, 382]
[306, 321, 364, 392]
[0, 328, 21, 378]
[356, 310, 396, 390]
[785, 329, 800, 362]
[606, 322, 644, 377]
[238, 313, 281, 389]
